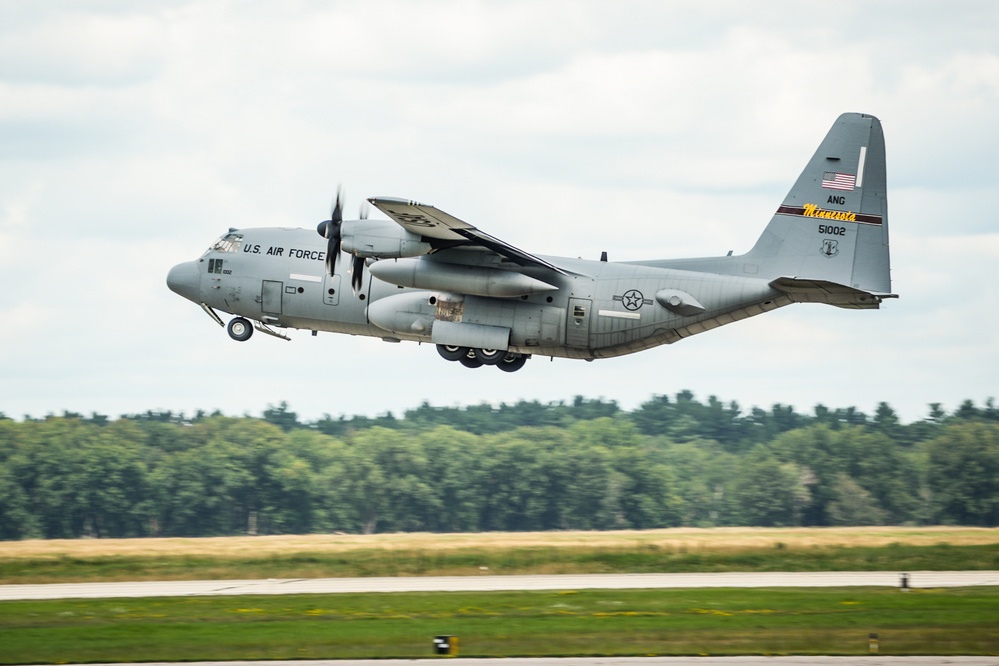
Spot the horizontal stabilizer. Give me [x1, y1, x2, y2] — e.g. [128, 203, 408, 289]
[770, 277, 897, 309]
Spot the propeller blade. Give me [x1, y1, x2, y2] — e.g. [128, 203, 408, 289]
[318, 186, 345, 278]
[351, 255, 365, 292]
[331, 186, 343, 224]
[325, 234, 340, 276]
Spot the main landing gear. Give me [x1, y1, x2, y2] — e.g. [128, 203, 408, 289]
[436, 344, 529, 372]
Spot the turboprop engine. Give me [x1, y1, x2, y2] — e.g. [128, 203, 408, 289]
[316, 189, 434, 290]
[339, 219, 433, 259]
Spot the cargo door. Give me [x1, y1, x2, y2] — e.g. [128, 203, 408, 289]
[565, 297, 592, 348]
[261, 280, 283, 315]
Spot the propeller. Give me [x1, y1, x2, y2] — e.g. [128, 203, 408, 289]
[316, 187, 344, 277]
[316, 187, 369, 292]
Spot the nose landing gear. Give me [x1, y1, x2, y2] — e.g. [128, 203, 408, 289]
[227, 317, 253, 342]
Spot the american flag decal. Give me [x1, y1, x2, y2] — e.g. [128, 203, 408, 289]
[822, 172, 856, 191]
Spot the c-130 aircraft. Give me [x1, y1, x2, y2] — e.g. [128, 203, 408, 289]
[167, 113, 895, 372]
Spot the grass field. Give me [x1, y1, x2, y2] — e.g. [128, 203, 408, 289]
[1, 587, 997, 663]
[2, 528, 998, 662]
[1, 527, 997, 584]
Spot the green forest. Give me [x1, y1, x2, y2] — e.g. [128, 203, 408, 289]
[1, 393, 998, 540]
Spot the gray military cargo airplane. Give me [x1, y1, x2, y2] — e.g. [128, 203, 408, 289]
[167, 112, 895, 372]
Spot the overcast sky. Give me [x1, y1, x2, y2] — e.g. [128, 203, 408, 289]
[1, 1, 997, 424]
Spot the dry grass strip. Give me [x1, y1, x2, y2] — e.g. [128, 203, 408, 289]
[2, 526, 996, 560]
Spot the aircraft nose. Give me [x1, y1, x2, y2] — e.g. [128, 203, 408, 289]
[166, 261, 202, 302]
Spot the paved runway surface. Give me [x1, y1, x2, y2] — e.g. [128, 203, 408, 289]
[44, 658, 999, 666]
[3, 571, 998, 600]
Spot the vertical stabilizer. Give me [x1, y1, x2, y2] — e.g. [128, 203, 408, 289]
[747, 113, 894, 307]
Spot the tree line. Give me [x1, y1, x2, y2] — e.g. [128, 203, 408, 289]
[1, 393, 997, 539]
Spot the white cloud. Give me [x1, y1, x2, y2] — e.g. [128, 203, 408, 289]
[0, 9, 167, 86]
[1, 1, 997, 423]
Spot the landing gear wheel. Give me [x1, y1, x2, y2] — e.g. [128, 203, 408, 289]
[497, 353, 528, 372]
[474, 348, 504, 365]
[227, 317, 253, 342]
[437, 344, 468, 362]
[458, 350, 484, 368]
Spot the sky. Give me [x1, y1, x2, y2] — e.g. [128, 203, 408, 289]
[1, 1, 997, 424]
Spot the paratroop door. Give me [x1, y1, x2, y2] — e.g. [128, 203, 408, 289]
[261, 280, 283, 315]
[565, 297, 591, 348]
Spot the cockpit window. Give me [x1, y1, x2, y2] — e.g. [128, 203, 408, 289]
[209, 233, 243, 253]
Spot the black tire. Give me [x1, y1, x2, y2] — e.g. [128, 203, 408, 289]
[437, 344, 468, 362]
[497, 353, 527, 372]
[458, 351, 484, 368]
[474, 348, 504, 365]
[227, 317, 253, 342]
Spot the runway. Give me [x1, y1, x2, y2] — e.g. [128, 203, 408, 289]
[2, 570, 997, 600]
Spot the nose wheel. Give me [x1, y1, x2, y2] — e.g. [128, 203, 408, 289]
[227, 317, 253, 342]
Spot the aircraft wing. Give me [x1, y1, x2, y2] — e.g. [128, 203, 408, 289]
[367, 197, 570, 274]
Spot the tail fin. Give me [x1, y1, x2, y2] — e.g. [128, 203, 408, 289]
[747, 113, 896, 308]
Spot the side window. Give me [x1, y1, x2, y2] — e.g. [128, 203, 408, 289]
[208, 259, 223, 274]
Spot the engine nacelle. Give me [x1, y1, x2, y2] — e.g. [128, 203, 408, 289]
[366, 291, 436, 335]
[340, 219, 433, 258]
[368, 257, 557, 297]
